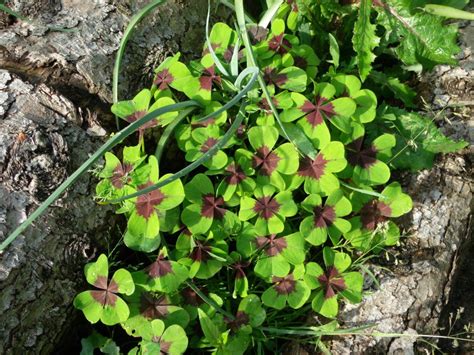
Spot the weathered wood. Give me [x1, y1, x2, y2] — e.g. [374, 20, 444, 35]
[0, 0, 218, 352]
[330, 16, 474, 354]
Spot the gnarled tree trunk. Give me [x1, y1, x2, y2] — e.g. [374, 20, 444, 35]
[0, 0, 218, 352]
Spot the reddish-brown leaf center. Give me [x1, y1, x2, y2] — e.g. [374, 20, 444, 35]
[313, 205, 336, 228]
[317, 266, 347, 299]
[360, 200, 392, 231]
[91, 276, 119, 306]
[111, 162, 134, 189]
[255, 234, 287, 256]
[201, 194, 226, 219]
[298, 154, 328, 180]
[346, 137, 378, 169]
[253, 196, 281, 220]
[154, 68, 174, 90]
[135, 182, 166, 219]
[272, 274, 296, 295]
[252, 146, 281, 176]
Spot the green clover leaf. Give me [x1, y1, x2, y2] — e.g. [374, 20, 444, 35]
[122, 281, 190, 339]
[237, 224, 305, 278]
[344, 132, 396, 186]
[281, 83, 356, 148]
[125, 156, 185, 252]
[300, 190, 352, 246]
[136, 321, 188, 355]
[262, 272, 311, 310]
[304, 248, 363, 318]
[345, 182, 412, 251]
[292, 141, 347, 196]
[177, 234, 229, 279]
[73, 254, 135, 325]
[184, 125, 229, 170]
[238, 185, 297, 235]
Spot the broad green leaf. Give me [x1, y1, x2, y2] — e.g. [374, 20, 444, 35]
[198, 308, 221, 346]
[353, 0, 380, 81]
[375, 0, 460, 69]
[85, 254, 109, 286]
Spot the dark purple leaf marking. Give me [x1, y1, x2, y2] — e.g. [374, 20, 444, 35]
[317, 266, 347, 299]
[201, 194, 226, 219]
[199, 66, 222, 91]
[294, 56, 308, 70]
[301, 96, 336, 127]
[147, 254, 173, 278]
[111, 162, 133, 189]
[263, 67, 288, 87]
[254, 196, 281, 220]
[360, 200, 392, 231]
[298, 154, 328, 180]
[190, 240, 212, 262]
[225, 163, 246, 185]
[191, 117, 216, 128]
[154, 68, 174, 90]
[232, 260, 250, 279]
[200, 137, 218, 153]
[136, 181, 166, 219]
[346, 137, 378, 169]
[181, 286, 205, 306]
[268, 33, 292, 54]
[140, 293, 170, 319]
[257, 97, 279, 114]
[236, 124, 246, 139]
[225, 311, 250, 332]
[313, 205, 336, 228]
[272, 274, 296, 295]
[253, 146, 281, 176]
[202, 43, 220, 56]
[90, 276, 119, 307]
[223, 45, 244, 63]
[125, 110, 158, 139]
[150, 336, 172, 355]
[248, 25, 269, 45]
[255, 234, 287, 256]
[288, 0, 298, 11]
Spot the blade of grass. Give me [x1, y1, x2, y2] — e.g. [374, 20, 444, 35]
[258, 0, 283, 28]
[340, 181, 387, 200]
[112, 0, 167, 129]
[206, 0, 230, 77]
[218, 0, 256, 23]
[234, 0, 306, 157]
[185, 280, 235, 320]
[154, 107, 197, 162]
[107, 100, 250, 203]
[0, 100, 200, 252]
[230, 36, 241, 77]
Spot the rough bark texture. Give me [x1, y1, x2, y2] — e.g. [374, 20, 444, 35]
[0, 0, 218, 353]
[330, 17, 474, 355]
[0, 0, 472, 354]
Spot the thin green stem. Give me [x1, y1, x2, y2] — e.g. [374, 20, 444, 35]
[185, 281, 235, 320]
[107, 67, 259, 203]
[108, 101, 249, 203]
[0, 100, 200, 252]
[154, 107, 196, 161]
[112, 0, 167, 129]
[234, 0, 302, 156]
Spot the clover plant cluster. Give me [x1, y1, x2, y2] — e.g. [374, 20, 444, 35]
[74, 1, 467, 353]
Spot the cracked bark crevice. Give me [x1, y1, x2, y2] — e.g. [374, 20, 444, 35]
[329, 14, 474, 354]
[0, 0, 232, 352]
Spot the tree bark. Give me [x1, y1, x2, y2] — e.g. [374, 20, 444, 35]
[0, 0, 218, 353]
[0, 0, 472, 354]
[330, 15, 474, 354]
